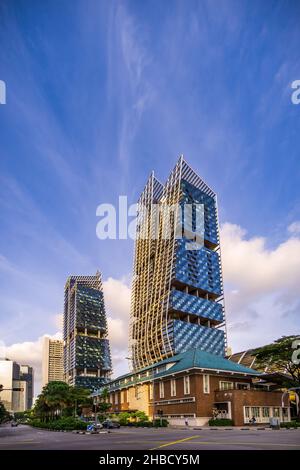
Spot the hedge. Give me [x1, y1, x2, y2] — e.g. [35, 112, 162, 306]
[124, 421, 153, 427]
[153, 418, 169, 427]
[30, 417, 87, 431]
[121, 419, 168, 427]
[208, 418, 233, 426]
[280, 421, 300, 429]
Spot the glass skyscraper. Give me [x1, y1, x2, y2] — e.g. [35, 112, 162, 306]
[20, 365, 34, 409]
[63, 271, 112, 391]
[129, 157, 227, 370]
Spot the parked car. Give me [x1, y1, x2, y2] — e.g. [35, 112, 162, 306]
[94, 422, 103, 429]
[11, 421, 18, 427]
[102, 419, 120, 429]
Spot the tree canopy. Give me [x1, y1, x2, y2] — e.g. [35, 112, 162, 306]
[95, 387, 112, 414]
[0, 400, 9, 423]
[34, 381, 92, 421]
[255, 335, 300, 387]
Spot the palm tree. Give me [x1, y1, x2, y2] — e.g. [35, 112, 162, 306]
[34, 382, 92, 421]
[97, 387, 111, 416]
[68, 386, 92, 417]
[40, 382, 70, 419]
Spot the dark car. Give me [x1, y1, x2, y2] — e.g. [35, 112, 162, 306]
[11, 421, 18, 427]
[102, 419, 120, 429]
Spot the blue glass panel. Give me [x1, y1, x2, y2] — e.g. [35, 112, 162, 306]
[75, 376, 110, 392]
[175, 240, 222, 296]
[170, 320, 225, 356]
[180, 179, 218, 245]
[169, 290, 224, 322]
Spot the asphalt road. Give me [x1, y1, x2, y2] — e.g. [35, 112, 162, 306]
[0, 424, 300, 450]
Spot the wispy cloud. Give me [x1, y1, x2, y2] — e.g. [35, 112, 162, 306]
[288, 221, 300, 234]
[105, 3, 155, 190]
[0, 174, 93, 269]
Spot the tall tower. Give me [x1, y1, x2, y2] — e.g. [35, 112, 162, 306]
[63, 271, 112, 391]
[20, 365, 34, 409]
[129, 157, 227, 370]
[42, 338, 64, 388]
[0, 359, 31, 412]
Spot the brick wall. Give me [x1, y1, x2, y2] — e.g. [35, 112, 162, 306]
[101, 371, 288, 426]
[215, 389, 289, 425]
[152, 372, 252, 421]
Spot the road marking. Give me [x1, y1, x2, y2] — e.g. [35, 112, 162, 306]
[183, 440, 300, 448]
[150, 435, 201, 450]
[0, 439, 40, 445]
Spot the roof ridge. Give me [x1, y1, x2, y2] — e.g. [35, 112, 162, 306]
[192, 348, 197, 366]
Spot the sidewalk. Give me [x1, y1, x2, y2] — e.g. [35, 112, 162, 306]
[170, 425, 279, 431]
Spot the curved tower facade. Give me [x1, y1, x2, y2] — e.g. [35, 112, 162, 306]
[129, 157, 227, 370]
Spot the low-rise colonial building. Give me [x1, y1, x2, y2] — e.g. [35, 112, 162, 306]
[92, 349, 290, 426]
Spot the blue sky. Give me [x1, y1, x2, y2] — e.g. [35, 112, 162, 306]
[0, 0, 300, 391]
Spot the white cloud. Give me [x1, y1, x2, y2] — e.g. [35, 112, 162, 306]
[220, 222, 300, 352]
[107, 318, 128, 346]
[106, 4, 155, 190]
[111, 348, 130, 379]
[103, 277, 131, 321]
[3, 333, 61, 397]
[53, 313, 63, 330]
[288, 221, 300, 234]
[221, 222, 300, 295]
[103, 277, 131, 377]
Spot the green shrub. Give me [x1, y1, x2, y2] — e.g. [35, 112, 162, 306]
[30, 417, 87, 431]
[133, 411, 149, 422]
[154, 418, 169, 427]
[118, 412, 131, 426]
[109, 414, 119, 421]
[13, 411, 30, 422]
[136, 421, 153, 427]
[280, 421, 300, 429]
[114, 411, 151, 426]
[30, 419, 46, 428]
[120, 420, 151, 427]
[208, 418, 233, 427]
[96, 414, 107, 423]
